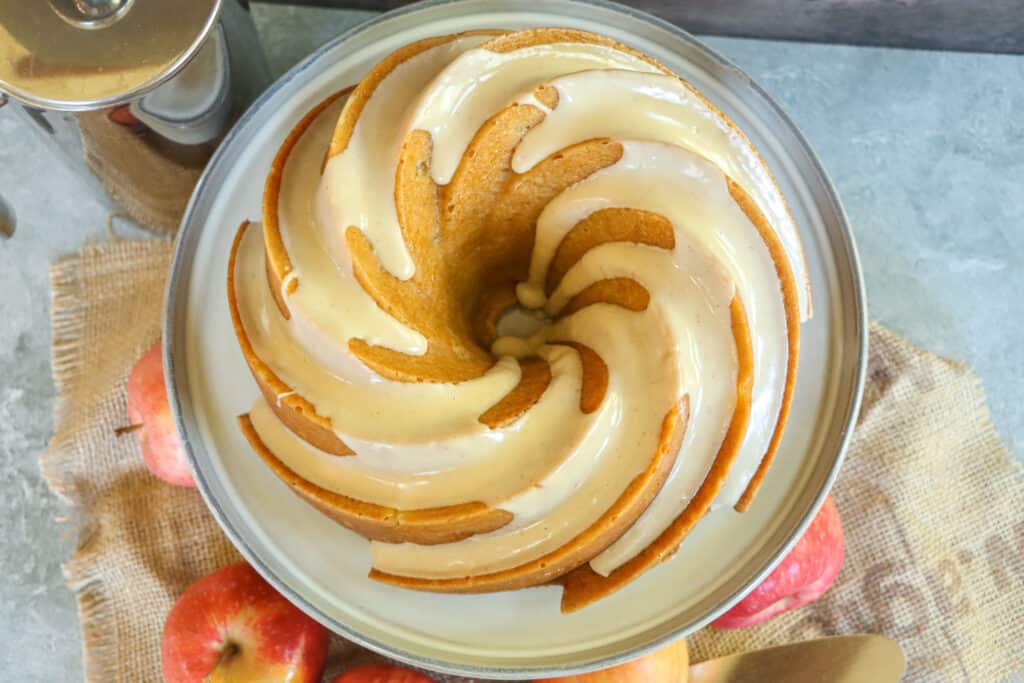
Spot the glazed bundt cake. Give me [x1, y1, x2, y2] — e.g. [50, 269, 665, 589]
[228, 28, 809, 612]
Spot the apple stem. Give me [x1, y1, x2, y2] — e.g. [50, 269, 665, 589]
[114, 423, 142, 436]
[203, 642, 240, 683]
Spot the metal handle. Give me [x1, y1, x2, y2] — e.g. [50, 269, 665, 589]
[49, 0, 134, 29]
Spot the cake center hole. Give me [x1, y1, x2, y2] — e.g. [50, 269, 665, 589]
[496, 304, 548, 339]
[492, 305, 550, 359]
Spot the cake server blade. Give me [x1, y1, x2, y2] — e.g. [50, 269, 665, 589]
[688, 634, 905, 683]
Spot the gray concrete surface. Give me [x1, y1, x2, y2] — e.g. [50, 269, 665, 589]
[0, 4, 1020, 679]
[300, 0, 1024, 53]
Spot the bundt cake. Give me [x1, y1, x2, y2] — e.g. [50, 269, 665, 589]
[227, 28, 809, 613]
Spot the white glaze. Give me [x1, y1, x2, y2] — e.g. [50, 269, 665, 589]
[510, 69, 808, 321]
[318, 34, 491, 279]
[274, 95, 426, 383]
[409, 42, 660, 185]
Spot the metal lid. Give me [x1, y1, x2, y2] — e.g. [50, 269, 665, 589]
[0, 0, 221, 111]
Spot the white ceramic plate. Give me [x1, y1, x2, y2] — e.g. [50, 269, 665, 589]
[165, 0, 866, 677]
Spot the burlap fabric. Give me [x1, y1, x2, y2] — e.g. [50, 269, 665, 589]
[44, 239, 1024, 682]
[78, 113, 211, 235]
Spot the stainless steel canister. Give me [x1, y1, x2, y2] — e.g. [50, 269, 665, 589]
[0, 0, 271, 233]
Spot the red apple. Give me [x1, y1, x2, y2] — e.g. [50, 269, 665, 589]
[162, 562, 329, 683]
[108, 104, 143, 127]
[331, 663, 436, 682]
[536, 639, 688, 682]
[126, 341, 193, 486]
[712, 495, 844, 629]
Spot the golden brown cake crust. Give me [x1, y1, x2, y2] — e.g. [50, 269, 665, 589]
[480, 27, 809, 314]
[237, 415, 513, 545]
[557, 179, 802, 612]
[228, 220, 354, 456]
[326, 30, 505, 161]
[728, 179, 801, 512]
[559, 297, 754, 612]
[368, 397, 689, 593]
[229, 221, 519, 543]
[477, 358, 551, 429]
[262, 90, 351, 322]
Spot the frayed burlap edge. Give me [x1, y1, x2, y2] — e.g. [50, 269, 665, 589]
[42, 240, 174, 683]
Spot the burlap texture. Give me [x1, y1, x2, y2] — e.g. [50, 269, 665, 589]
[78, 113, 211, 235]
[44, 239, 1023, 682]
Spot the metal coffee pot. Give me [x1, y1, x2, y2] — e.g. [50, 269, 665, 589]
[0, 0, 271, 233]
